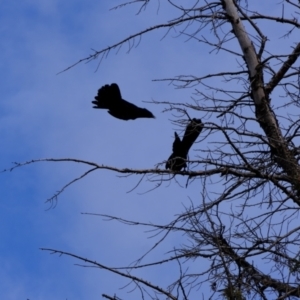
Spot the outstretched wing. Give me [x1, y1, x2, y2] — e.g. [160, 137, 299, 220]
[181, 118, 203, 154]
[92, 83, 122, 109]
[109, 83, 122, 100]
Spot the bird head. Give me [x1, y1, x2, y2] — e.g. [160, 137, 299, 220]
[140, 108, 155, 119]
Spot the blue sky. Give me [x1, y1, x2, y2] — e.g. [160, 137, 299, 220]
[1, 1, 299, 299]
[0, 1, 211, 299]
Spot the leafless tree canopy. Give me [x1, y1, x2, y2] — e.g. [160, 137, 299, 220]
[7, 0, 300, 299]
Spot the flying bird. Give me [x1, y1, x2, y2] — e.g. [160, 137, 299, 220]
[92, 83, 155, 120]
[166, 118, 203, 171]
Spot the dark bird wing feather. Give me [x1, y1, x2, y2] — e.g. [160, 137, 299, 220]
[92, 83, 155, 121]
[181, 118, 203, 154]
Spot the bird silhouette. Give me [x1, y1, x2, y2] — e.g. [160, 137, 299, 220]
[166, 118, 203, 171]
[92, 83, 155, 120]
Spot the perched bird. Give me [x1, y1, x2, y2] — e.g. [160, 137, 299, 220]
[92, 83, 155, 120]
[166, 118, 203, 171]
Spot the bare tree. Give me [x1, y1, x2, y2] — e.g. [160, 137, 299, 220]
[6, 0, 300, 299]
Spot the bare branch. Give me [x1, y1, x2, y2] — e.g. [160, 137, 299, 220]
[40, 248, 178, 300]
